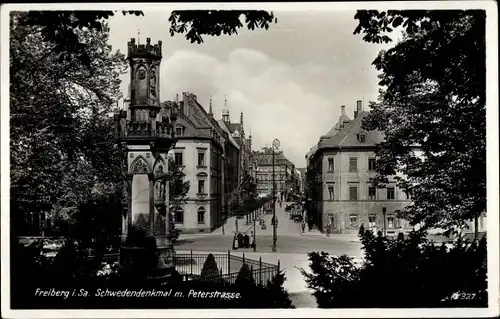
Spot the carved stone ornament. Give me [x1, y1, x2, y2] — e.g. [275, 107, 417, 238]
[131, 157, 149, 174]
[138, 69, 146, 80]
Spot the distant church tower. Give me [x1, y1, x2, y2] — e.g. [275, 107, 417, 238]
[115, 37, 179, 279]
[222, 95, 230, 124]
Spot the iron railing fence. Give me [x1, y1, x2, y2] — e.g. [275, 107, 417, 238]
[189, 265, 278, 286]
[173, 250, 278, 277]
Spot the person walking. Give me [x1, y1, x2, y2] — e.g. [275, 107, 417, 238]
[358, 223, 365, 236]
[301, 222, 306, 234]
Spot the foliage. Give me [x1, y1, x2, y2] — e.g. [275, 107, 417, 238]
[10, 12, 127, 237]
[301, 230, 487, 308]
[200, 253, 220, 281]
[168, 156, 190, 242]
[15, 11, 142, 66]
[353, 10, 486, 231]
[169, 10, 277, 44]
[235, 263, 256, 287]
[260, 270, 295, 308]
[11, 238, 293, 309]
[18, 10, 277, 58]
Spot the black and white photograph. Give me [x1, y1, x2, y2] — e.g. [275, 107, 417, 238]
[1, 2, 498, 318]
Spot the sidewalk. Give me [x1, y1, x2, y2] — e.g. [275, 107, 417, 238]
[300, 229, 361, 243]
[211, 213, 268, 236]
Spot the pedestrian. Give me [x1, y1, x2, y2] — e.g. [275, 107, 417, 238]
[301, 222, 305, 233]
[237, 232, 244, 247]
[358, 223, 365, 236]
[250, 231, 255, 248]
[243, 233, 250, 248]
[233, 234, 239, 250]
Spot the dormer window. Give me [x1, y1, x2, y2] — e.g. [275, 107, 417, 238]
[357, 132, 366, 143]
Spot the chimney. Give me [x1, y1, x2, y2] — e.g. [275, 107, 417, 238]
[341, 105, 346, 117]
[356, 100, 363, 117]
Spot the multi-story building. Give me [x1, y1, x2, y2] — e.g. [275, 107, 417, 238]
[306, 100, 414, 235]
[220, 107, 253, 204]
[217, 118, 241, 217]
[306, 100, 486, 237]
[253, 148, 297, 199]
[169, 92, 225, 233]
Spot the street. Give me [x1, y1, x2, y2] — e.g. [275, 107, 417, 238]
[175, 201, 362, 256]
[175, 202, 364, 307]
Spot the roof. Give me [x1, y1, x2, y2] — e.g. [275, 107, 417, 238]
[228, 123, 242, 134]
[253, 152, 287, 165]
[318, 111, 384, 149]
[217, 120, 240, 150]
[325, 114, 351, 136]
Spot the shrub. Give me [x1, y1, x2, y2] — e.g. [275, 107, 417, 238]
[301, 230, 487, 308]
[200, 253, 220, 281]
[235, 263, 255, 287]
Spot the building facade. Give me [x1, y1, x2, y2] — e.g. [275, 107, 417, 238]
[217, 118, 241, 218]
[307, 101, 413, 235]
[306, 100, 487, 236]
[253, 148, 298, 199]
[221, 108, 254, 206]
[170, 92, 224, 233]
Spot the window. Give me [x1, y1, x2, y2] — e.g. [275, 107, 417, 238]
[368, 187, 376, 199]
[328, 185, 334, 200]
[197, 207, 205, 224]
[349, 157, 358, 172]
[198, 152, 205, 166]
[175, 152, 183, 166]
[176, 127, 183, 137]
[387, 187, 395, 200]
[368, 158, 376, 171]
[349, 215, 358, 228]
[387, 215, 394, 228]
[328, 158, 334, 172]
[368, 214, 376, 228]
[349, 186, 358, 201]
[198, 180, 205, 194]
[174, 209, 184, 224]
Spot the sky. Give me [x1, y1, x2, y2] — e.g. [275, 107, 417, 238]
[107, 10, 393, 168]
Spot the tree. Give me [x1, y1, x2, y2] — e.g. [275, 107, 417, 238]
[19, 10, 277, 63]
[261, 270, 294, 308]
[200, 253, 220, 281]
[168, 156, 190, 242]
[301, 231, 487, 308]
[235, 263, 255, 287]
[10, 12, 127, 237]
[353, 10, 486, 232]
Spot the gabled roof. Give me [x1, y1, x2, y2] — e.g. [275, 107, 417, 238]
[318, 111, 384, 149]
[228, 123, 242, 134]
[177, 113, 210, 138]
[217, 120, 240, 150]
[325, 114, 351, 136]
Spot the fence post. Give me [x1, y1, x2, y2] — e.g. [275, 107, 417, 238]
[243, 252, 245, 264]
[277, 259, 280, 275]
[190, 249, 193, 275]
[228, 249, 230, 274]
[259, 256, 262, 286]
[250, 265, 254, 283]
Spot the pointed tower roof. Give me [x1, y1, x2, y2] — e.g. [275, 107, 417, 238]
[208, 95, 213, 117]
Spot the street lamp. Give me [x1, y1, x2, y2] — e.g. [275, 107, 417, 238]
[252, 209, 257, 252]
[272, 138, 280, 252]
[382, 207, 387, 237]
